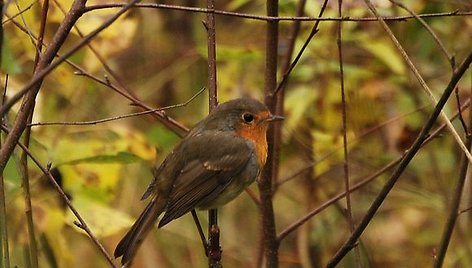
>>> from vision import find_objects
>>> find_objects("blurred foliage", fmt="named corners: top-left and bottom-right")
top-left (1, 0), bottom-right (472, 267)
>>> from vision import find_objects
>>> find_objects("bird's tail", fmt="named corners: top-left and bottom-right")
top-left (114, 198), bottom-right (165, 266)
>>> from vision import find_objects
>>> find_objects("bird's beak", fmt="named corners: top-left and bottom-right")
top-left (266, 114), bottom-right (284, 122)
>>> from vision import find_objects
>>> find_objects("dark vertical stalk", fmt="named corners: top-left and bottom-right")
top-left (20, 1), bottom-right (49, 267)
top-left (259, 0), bottom-right (280, 267)
top-left (0, 0), bottom-right (9, 266)
top-left (205, 0), bottom-right (220, 267)
top-left (336, 0), bottom-right (362, 266)
top-left (434, 85), bottom-right (472, 267)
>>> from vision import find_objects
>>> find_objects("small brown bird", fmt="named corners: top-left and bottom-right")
top-left (114, 98), bottom-right (283, 265)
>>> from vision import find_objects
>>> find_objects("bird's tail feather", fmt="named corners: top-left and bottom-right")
top-left (114, 198), bottom-right (164, 266)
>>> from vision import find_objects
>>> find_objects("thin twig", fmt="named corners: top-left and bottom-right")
top-left (13, 0), bottom-right (40, 56)
top-left (0, 2), bottom-right (9, 265)
top-left (0, 71), bottom-right (11, 268)
top-left (83, 3), bottom-right (472, 22)
top-left (337, 0), bottom-right (362, 266)
top-left (434, 121), bottom-right (471, 267)
top-left (205, 0), bottom-right (221, 266)
top-left (72, 66), bottom-right (189, 136)
top-left (191, 210), bottom-right (208, 256)
top-left (434, 69), bottom-right (472, 268)
top-left (455, 87), bottom-right (468, 135)
top-left (2, 0), bottom-right (38, 25)
top-left (326, 52), bottom-right (472, 267)
top-left (29, 87), bottom-right (205, 127)
top-left (0, 125), bottom-right (118, 268)
top-left (19, 0), bottom-right (48, 265)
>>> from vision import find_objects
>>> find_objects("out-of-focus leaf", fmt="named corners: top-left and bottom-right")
top-left (58, 163), bottom-right (122, 202)
top-left (226, 0), bottom-right (252, 10)
top-left (359, 39), bottom-right (406, 75)
top-left (4, 157), bottom-right (21, 186)
top-left (198, 45), bottom-right (262, 62)
top-left (284, 86), bottom-right (318, 139)
top-left (2, 36), bottom-right (22, 74)
top-left (52, 127), bottom-right (155, 165)
top-left (311, 129), bottom-right (356, 176)
top-left (50, 127), bottom-right (155, 201)
top-left (66, 195), bottom-right (134, 238)
top-left (146, 124), bottom-right (180, 149)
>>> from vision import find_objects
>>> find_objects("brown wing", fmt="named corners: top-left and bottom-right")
top-left (158, 132), bottom-right (253, 227)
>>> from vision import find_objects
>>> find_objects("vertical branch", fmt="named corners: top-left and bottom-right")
top-left (260, 0), bottom-right (280, 267)
top-left (336, 0), bottom-right (362, 266)
top-left (0, 0), bottom-right (10, 266)
top-left (256, 0), bottom-right (306, 266)
top-left (434, 87), bottom-right (472, 267)
top-left (19, 1), bottom-right (49, 267)
top-left (205, 0), bottom-right (220, 267)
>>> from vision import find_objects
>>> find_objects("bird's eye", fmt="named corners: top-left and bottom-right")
top-left (242, 113), bottom-right (254, 123)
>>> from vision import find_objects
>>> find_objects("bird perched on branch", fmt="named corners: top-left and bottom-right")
top-left (114, 98), bottom-right (283, 266)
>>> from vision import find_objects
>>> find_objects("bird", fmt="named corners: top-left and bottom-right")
top-left (114, 97), bottom-right (283, 266)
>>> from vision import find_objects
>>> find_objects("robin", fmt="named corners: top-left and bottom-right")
top-left (114, 98), bottom-right (283, 265)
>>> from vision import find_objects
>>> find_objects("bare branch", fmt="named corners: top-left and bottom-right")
top-left (29, 87), bottom-right (205, 127)
top-left (83, 3), bottom-right (472, 22)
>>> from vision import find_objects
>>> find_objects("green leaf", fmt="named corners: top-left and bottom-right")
top-left (359, 39), bottom-right (406, 75)
top-left (2, 35), bottom-right (22, 74)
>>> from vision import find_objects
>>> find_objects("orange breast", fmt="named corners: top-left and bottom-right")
top-left (237, 125), bottom-right (268, 168)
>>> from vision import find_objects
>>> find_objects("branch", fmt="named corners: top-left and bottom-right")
top-left (259, 0), bottom-right (280, 266)
top-left (336, 0), bottom-right (362, 266)
top-left (83, 3), bottom-right (472, 22)
top-left (29, 87), bottom-right (205, 127)
top-left (205, 0), bottom-right (221, 266)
